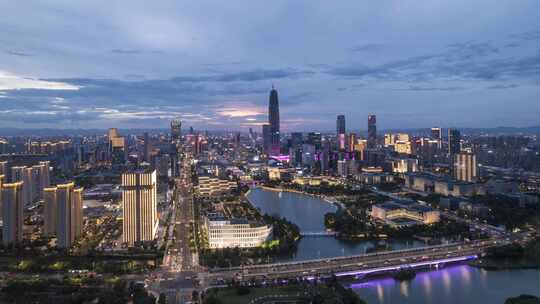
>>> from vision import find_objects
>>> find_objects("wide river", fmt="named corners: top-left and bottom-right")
top-left (246, 187), bottom-right (540, 303)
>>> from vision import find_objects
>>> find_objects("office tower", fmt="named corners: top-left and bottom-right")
top-left (56, 182), bottom-right (83, 248)
top-left (336, 115), bottom-right (346, 151)
top-left (262, 124), bottom-right (271, 154)
top-left (144, 132), bottom-right (150, 162)
top-left (268, 86), bottom-right (280, 155)
top-left (384, 133), bottom-right (396, 146)
top-left (448, 128), bottom-right (461, 155)
top-left (431, 127), bottom-right (443, 149)
top-left (368, 114), bottom-right (377, 148)
top-left (454, 152), bottom-right (477, 182)
top-left (319, 138), bottom-right (331, 173)
top-left (171, 119), bottom-right (182, 143)
top-left (291, 132), bottom-right (303, 148)
top-left (337, 160), bottom-right (348, 177)
top-left (43, 187), bottom-right (57, 236)
top-left (108, 128), bottom-right (125, 164)
top-left (336, 115), bottom-right (346, 134)
top-left (354, 139), bottom-right (368, 161)
top-left (122, 170), bottom-right (158, 247)
top-left (431, 127), bottom-right (442, 140)
top-left (307, 132), bottom-right (322, 150)
top-left (348, 133), bottom-right (357, 153)
top-left (0, 161), bottom-right (7, 176)
top-left (108, 128), bottom-right (120, 139)
top-left (2, 182), bottom-right (24, 245)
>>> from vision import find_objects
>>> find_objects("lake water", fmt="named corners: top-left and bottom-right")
top-left (247, 188), bottom-right (540, 303)
top-left (246, 188), bottom-right (424, 261)
top-left (350, 265), bottom-right (540, 304)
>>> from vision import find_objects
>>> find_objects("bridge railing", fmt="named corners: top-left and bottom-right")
top-left (209, 239), bottom-right (498, 273)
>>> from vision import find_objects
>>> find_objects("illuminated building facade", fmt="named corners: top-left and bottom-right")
top-left (2, 182), bottom-right (24, 245)
top-left (122, 170), bottom-right (158, 247)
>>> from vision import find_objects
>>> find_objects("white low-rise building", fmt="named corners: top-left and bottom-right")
top-left (204, 214), bottom-right (272, 249)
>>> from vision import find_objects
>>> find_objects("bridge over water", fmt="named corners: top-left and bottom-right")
top-left (204, 239), bottom-right (501, 284)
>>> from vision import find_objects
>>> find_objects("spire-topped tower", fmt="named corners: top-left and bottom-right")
top-left (268, 86), bottom-right (280, 155)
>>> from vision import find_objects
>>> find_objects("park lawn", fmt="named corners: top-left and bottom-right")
top-left (211, 285), bottom-right (307, 304)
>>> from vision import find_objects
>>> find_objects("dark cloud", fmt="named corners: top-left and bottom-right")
top-left (111, 49), bottom-right (142, 54)
top-left (486, 84), bottom-right (519, 90)
top-left (351, 44), bottom-right (386, 53)
top-left (394, 86), bottom-right (467, 92)
top-left (171, 68), bottom-right (314, 83)
top-left (326, 42), bottom-right (540, 83)
top-left (5, 50), bottom-right (33, 57)
top-left (509, 29), bottom-right (540, 41)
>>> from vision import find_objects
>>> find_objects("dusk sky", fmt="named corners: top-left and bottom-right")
top-left (1, 1), bottom-right (539, 131)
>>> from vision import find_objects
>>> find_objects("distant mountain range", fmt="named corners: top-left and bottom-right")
top-left (0, 126), bottom-right (539, 137)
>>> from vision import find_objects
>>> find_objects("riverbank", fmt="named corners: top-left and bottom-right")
top-left (470, 238), bottom-right (540, 271)
top-left (255, 185), bottom-right (346, 210)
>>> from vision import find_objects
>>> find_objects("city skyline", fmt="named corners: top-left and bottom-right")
top-left (0, 1), bottom-right (539, 131)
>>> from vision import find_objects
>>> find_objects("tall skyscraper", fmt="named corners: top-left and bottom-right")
top-left (454, 152), bottom-right (477, 182)
top-left (2, 182), bottom-right (24, 246)
top-left (122, 169), bottom-right (158, 247)
top-left (307, 132), bottom-right (322, 150)
top-left (448, 128), bottom-right (461, 155)
top-left (262, 124), bottom-right (270, 154)
top-left (336, 115), bottom-right (346, 134)
top-left (348, 133), bottom-right (357, 153)
top-left (171, 119), bottom-right (182, 143)
top-left (368, 114), bottom-right (377, 148)
top-left (268, 86), bottom-right (280, 155)
top-left (43, 186), bottom-right (57, 236)
top-left (336, 115), bottom-right (346, 151)
top-left (56, 182), bottom-right (83, 248)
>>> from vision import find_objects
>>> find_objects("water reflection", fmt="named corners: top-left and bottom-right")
top-left (350, 265), bottom-right (540, 304)
top-left (247, 188), bottom-right (425, 262)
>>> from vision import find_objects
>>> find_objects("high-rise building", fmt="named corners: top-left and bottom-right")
top-left (307, 132), bottom-right (322, 150)
top-left (39, 161), bottom-right (51, 190)
top-left (348, 133), bottom-right (357, 153)
top-left (268, 86), bottom-right (280, 155)
top-left (448, 128), bottom-right (461, 155)
top-left (336, 115), bottom-right (346, 135)
top-left (431, 127), bottom-right (443, 149)
top-left (336, 115), bottom-right (346, 151)
top-left (43, 186), bottom-right (57, 236)
top-left (10, 166), bottom-right (25, 183)
top-left (290, 132), bottom-right (303, 149)
top-left (2, 182), bottom-right (24, 245)
top-left (431, 127), bottom-right (442, 140)
top-left (32, 162), bottom-right (49, 200)
top-left (454, 152), bottom-right (477, 182)
top-left (262, 124), bottom-right (271, 154)
top-left (56, 182), bottom-right (83, 248)
top-left (122, 170), bottom-right (158, 247)
top-left (171, 119), bottom-right (182, 143)
top-left (23, 167), bottom-right (34, 204)
top-left (0, 161), bottom-right (8, 176)
top-left (368, 115), bottom-right (377, 148)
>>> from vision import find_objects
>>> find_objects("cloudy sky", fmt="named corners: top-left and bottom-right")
top-left (1, 1), bottom-right (539, 131)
